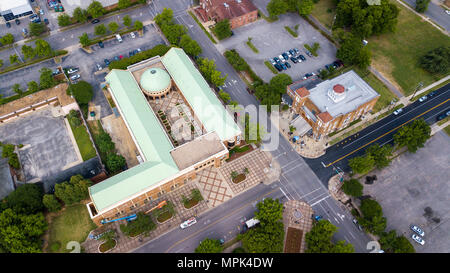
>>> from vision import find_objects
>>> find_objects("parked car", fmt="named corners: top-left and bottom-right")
top-left (130, 32), bottom-right (136, 39)
top-left (104, 59), bottom-right (110, 66)
top-left (180, 217), bottom-right (197, 229)
top-left (5, 22), bottom-right (11, 28)
top-left (274, 63), bottom-right (282, 71)
top-left (136, 48), bottom-right (142, 53)
top-left (306, 51), bottom-right (312, 57)
top-left (393, 108), bottom-right (403, 115)
top-left (129, 51), bottom-right (135, 57)
top-left (114, 56), bottom-right (120, 61)
top-left (281, 63), bottom-right (287, 70)
top-left (52, 69), bottom-right (60, 76)
top-left (119, 55), bottom-right (123, 59)
top-left (67, 67), bottom-right (79, 74)
top-left (278, 55), bottom-right (284, 61)
top-left (70, 74), bottom-right (80, 81)
top-left (96, 63), bottom-right (102, 71)
top-left (98, 41), bottom-right (104, 48)
top-left (269, 58), bottom-right (276, 65)
top-left (44, 18), bottom-right (49, 25)
top-left (427, 91), bottom-right (437, 98)
top-left (293, 48), bottom-right (300, 54)
top-left (115, 34), bottom-right (122, 43)
top-left (289, 49), bottom-right (296, 56)
top-left (15, 19), bottom-right (20, 25)
top-left (91, 19), bottom-right (100, 24)
top-left (411, 234), bottom-right (425, 245)
top-left (285, 62), bottom-right (291, 68)
top-left (290, 57), bottom-right (298, 63)
top-left (298, 55), bottom-right (306, 61)
top-left (436, 110), bottom-right (450, 121)
top-left (410, 225), bottom-right (425, 237)
top-left (282, 52), bottom-right (289, 60)
top-left (40, 9), bottom-right (44, 15)
top-left (303, 73), bottom-right (314, 79)
top-left (22, 28), bottom-right (28, 36)
top-left (418, 95), bottom-right (428, 102)
top-left (274, 57), bottom-right (281, 64)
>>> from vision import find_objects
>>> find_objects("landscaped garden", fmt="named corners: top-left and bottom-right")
top-left (120, 212), bottom-right (156, 237)
top-left (153, 201), bottom-right (176, 223)
top-left (98, 229), bottom-right (117, 253)
top-left (67, 110), bottom-right (97, 161)
top-left (231, 168), bottom-right (249, 184)
top-left (181, 189), bottom-right (203, 209)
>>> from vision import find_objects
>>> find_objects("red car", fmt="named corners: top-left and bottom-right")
top-left (119, 55), bottom-right (123, 59)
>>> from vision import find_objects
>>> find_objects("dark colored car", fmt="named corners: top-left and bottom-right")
top-left (274, 57), bottom-right (281, 64)
top-left (285, 62), bottom-right (291, 68)
top-left (98, 41), bottom-right (104, 48)
top-left (293, 48), bottom-right (300, 54)
top-left (282, 53), bottom-right (289, 60)
top-left (289, 49), bottom-right (296, 56)
top-left (91, 19), bottom-right (100, 24)
top-left (6, 22), bottom-right (11, 28)
top-left (281, 63), bottom-right (287, 70)
top-left (15, 19), bottom-right (20, 25)
top-left (428, 91), bottom-right (437, 97)
top-left (290, 57), bottom-right (298, 63)
top-left (298, 55), bottom-right (306, 61)
top-left (129, 51), bottom-right (135, 57)
top-left (44, 18), bottom-right (49, 25)
top-left (436, 110), bottom-right (450, 121)
top-left (104, 59), bottom-right (110, 66)
top-left (114, 56), bottom-right (119, 61)
top-left (274, 63), bottom-right (282, 71)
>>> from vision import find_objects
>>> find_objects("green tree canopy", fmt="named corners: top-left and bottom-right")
top-left (108, 22), bottom-right (119, 33)
top-left (42, 194), bottom-right (61, 212)
top-left (179, 34), bottom-right (202, 57)
top-left (1, 184), bottom-right (43, 214)
top-left (94, 24), bottom-right (107, 36)
top-left (358, 199), bottom-right (386, 235)
top-left (118, 0), bottom-right (132, 9)
top-left (29, 22), bottom-right (46, 37)
top-left (267, 0), bottom-right (289, 19)
top-left (68, 81), bottom-right (93, 104)
top-left (305, 220), bottom-right (354, 253)
top-left (224, 49), bottom-right (250, 71)
top-left (123, 15), bottom-right (132, 27)
top-left (161, 24), bottom-right (186, 44)
top-left (254, 198), bottom-right (283, 225)
top-left (241, 221), bottom-right (285, 253)
top-left (54, 175), bottom-right (92, 205)
top-left (120, 212), bottom-right (156, 237)
top-left (106, 153), bottom-right (126, 173)
top-left (419, 46), bottom-right (450, 74)
top-left (415, 0), bottom-right (430, 13)
top-left (21, 45), bottom-right (36, 60)
top-left (341, 179), bottom-right (363, 197)
top-left (57, 13), bottom-right (71, 27)
top-left (297, 0), bottom-right (314, 15)
top-left (366, 143), bottom-right (393, 169)
top-left (73, 7), bottom-right (88, 23)
top-left (195, 238), bottom-right (224, 253)
top-left (134, 20), bottom-right (144, 30)
top-left (154, 8), bottom-right (174, 27)
top-left (9, 54), bottom-right (19, 65)
top-left (394, 119), bottom-right (431, 153)
top-left (0, 33), bottom-right (15, 45)
top-left (79, 33), bottom-right (91, 47)
top-left (27, 81), bottom-right (39, 93)
top-left (198, 58), bottom-right (227, 87)
top-left (336, 32), bottom-right (371, 69)
top-left (12, 84), bottom-right (22, 96)
top-left (379, 230), bottom-right (415, 253)
top-left (39, 67), bottom-right (57, 89)
top-left (213, 19), bottom-right (232, 40)
top-left (348, 154), bottom-right (375, 174)
top-left (35, 39), bottom-right (52, 57)
top-left (87, 1), bottom-right (105, 18)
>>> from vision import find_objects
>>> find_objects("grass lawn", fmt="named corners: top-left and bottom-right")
top-left (47, 203), bottom-right (97, 253)
top-left (368, 0), bottom-right (450, 95)
top-left (411, 79), bottom-right (450, 101)
top-left (69, 121), bottom-right (97, 161)
top-left (311, 0), bottom-right (336, 29)
top-left (444, 125), bottom-right (450, 136)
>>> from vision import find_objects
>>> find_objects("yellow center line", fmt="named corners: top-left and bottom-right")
top-left (325, 98), bottom-right (450, 167)
top-left (165, 187), bottom-right (280, 253)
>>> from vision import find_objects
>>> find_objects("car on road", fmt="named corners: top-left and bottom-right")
top-left (70, 74), bottom-right (80, 81)
top-left (436, 109), bottom-right (450, 121)
top-left (6, 22), bottom-right (11, 28)
top-left (411, 234), bottom-right (425, 245)
top-left (393, 108), bottom-right (403, 115)
top-left (180, 217), bottom-right (197, 229)
top-left (410, 225), bottom-right (425, 237)
top-left (96, 63), bottom-right (102, 71)
top-left (418, 95), bottom-right (428, 102)
top-left (98, 41), bottom-right (104, 48)
top-left (104, 59), bottom-right (110, 66)
top-left (116, 34), bottom-right (123, 43)
top-left (352, 219), bottom-right (363, 231)
top-left (427, 91), bottom-right (437, 98)
top-left (67, 67), bottom-right (79, 74)
top-left (15, 19), bottom-right (20, 25)
top-left (130, 32), bottom-right (136, 39)
top-left (91, 19), bottom-right (100, 24)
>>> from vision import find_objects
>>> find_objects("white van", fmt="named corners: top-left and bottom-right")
top-left (116, 34), bottom-right (122, 43)
top-left (244, 218), bottom-right (260, 229)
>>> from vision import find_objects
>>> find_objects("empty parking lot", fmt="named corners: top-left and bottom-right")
top-left (363, 130), bottom-right (450, 253)
top-left (218, 13), bottom-right (337, 82)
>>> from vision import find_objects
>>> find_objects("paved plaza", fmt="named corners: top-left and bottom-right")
top-left (196, 167), bottom-right (234, 208)
top-left (283, 200), bottom-right (314, 253)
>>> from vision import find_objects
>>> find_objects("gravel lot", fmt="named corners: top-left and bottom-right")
top-left (363, 130), bottom-right (450, 253)
top-left (218, 13), bottom-right (337, 82)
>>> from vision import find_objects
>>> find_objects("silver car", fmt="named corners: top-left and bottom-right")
top-left (70, 74), bottom-right (80, 81)
top-left (410, 225), bottom-right (425, 237)
top-left (411, 234), bottom-right (425, 245)
top-left (418, 95), bottom-right (427, 102)
top-left (393, 108), bottom-right (403, 115)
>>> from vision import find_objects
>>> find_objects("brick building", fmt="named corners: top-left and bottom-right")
top-left (287, 70), bottom-right (380, 139)
top-left (196, 0), bottom-right (258, 29)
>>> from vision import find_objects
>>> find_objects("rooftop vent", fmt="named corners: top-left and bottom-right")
top-left (224, 3), bottom-right (229, 8)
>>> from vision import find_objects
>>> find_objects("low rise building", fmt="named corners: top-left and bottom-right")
top-left (287, 71), bottom-right (379, 139)
top-left (87, 48), bottom-right (242, 225)
top-left (196, 0), bottom-right (258, 29)
top-left (0, 0), bottom-right (33, 22)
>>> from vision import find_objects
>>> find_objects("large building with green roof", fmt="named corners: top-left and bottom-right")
top-left (87, 48), bottom-right (241, 224)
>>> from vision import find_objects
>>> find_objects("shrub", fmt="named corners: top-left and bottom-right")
top-left (106, 153), bottom-right (126, 173)
top-left (68, 81), bottom-right (93, 104)
top-left (43, 194), bottom-right (62, 212)
top-left (120, 212), bottom-right (156, 237)
top-left (341, 179), bottom-right (363, 197)
top-left (54, 175), bottom-right (92, 205)
top-left (2, 184), bottom-right (43, 214)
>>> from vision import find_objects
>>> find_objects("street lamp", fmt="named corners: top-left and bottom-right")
top-left (411, 81), bottom-right (424, 101)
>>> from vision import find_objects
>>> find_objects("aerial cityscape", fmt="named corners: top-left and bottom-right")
top-left (0, 0), bottom-right (449, 257)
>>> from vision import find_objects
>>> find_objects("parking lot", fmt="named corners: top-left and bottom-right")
top-left (218, 13), bottom-right (337, 82)
top-left (363, 130), bottom-right (450, 253)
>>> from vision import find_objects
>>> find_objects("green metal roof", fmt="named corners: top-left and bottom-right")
top-left (90, 70), bottom-right (178, 212)
top-left (162, 48), bottom-right (241, 141)
top-left (140, 67), bottom-right (171, 94)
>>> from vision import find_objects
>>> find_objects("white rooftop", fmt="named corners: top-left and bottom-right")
top-left (308, 70), bottom-right (379, 118)
top-left (61, 0), bottom-right (118, 15)
top-left (0, 0), bottom-right (31, 12)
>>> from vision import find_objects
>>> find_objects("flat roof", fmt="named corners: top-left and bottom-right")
top-left (0, 0), bottom-right (30, 11)
top-left (60, 0), bottom-right (118, 15)
top-left (170, 132), bottom-right (227, 170)
top-left (308, 70), bottom-right (379, 118)
top-left (161, 48), bottom-right (241, 142)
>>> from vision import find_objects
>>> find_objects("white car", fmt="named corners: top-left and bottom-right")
top-left (130, 32), bottom-right (136, 39)
top-left (411, 225), bottom-right (425, 237)
top-left (70, 74), bottom-right (80, 81)
top-left (278, 55), bottom-right (284, 61)
top-left (116, 34), bottom-right (123, 43)
top-left (180, 217), bottom-right (197, 229)
top-left (446, 10), bottom-right (450, 15)
top-left (67, 68), bottom-right (79, 74)
top-left (418, 95), bottom-right (428, 102)
top-left (96, 63), bottom-right (102, 71)
top-left (393, 108), bottom-right (403, 115)
top-left (411, 234), bottom-right (425, 245)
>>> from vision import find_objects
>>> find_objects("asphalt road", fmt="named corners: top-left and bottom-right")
top-left (305, 83), bottom-right (450, 185)
top-left (402, 0), bottom-right (450, 32)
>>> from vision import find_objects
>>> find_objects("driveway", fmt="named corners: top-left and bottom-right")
top-left (218, 13), bottom-right (337, 82)
top-left (363, 130), bottom-right (450, 253)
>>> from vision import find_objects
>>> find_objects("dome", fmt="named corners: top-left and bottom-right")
top-left (140, 68), bottom-right (171, 94)
top-left (333, 84), bottom-right (345, 94)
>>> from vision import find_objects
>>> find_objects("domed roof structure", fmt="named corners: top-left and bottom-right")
top-left (140, 68), bottom-right (171, 94)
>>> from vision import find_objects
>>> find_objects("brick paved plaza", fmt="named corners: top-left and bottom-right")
top-left (196, 167), bottom-right (234, 207)
top-left (283, 200), bottom-right (314, 253)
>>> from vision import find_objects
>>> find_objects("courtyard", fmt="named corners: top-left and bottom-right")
top-left (363, 130), bottom-right (450, 253)
top-left (218, 13), bottom-right (337, 82)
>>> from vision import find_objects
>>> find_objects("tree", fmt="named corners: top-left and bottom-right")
top-left (0, 59), bottom-right (3, 69)
top-left (57, 13), bottom-right (71, 27)
top-left (8, 153), bottom-right (20, 169)
top-left (42, 194), bottom-right (61, 212)
top-left (29, 22), bottom-right (46, 37)
top-left (120, 212), bottom-right (156, 237)
top-left (73, 7), bottom-right (88, 23)
top-left (348, 154), bottom-right (375, 174)
top-left (161, 24), bottom-right (186, 44)
top-left (415, 0), bottom-right (430, 13)
top-left (39, 67), bottom-right (57, 89)
top-left (297, 0), bottom-right (314, 16)
top-left (27, 81), bottom-right (39, 93)
top-left (358, 199), bottom-right (386, 235)
top-left (219, 91), bottom-right (231, 103)
top-left (0, 33), bottom-right (15, 45)
top-left (54, 175), bottom-right (92, 205)
top-left (341, 179), bottom-right (363, 197)
top-left (108, 22), bottom-right (119, 33)
top-left (269, 73), bottom-right (292, 94)
top-left (94, 24), bottom-right (107, 36)
top-left (267, 0), bottom-right (289, 19)
top-left (87, 1), bottom-right (105, 18)
top-left (419, 46), bottom-right (450, 74)
top-left (9, 54), bottom-right (19, 65)
top-left (123, 15), bottom-right (132, 27)
top-left (179, 34), bottom-right (202, 57)
top-left (213, 19), bottom-right (232, 40)
top-left (379, 230), bottom-right (415, 253)
top-left (305, 220), bottom-right (354, 253)
top-left (224, 49), bottom-right (249, 71)
top-left (241, 221), bottom-right (285, 253)
top-left (134, 20), bottom-right (144, 30)
top-left (34, 39), bottom-right (52, 57)
top-left (95, 131), bottom-right (115, 154)
top-left (0, 209), bottom-right (47, 253)
top-left (366, 143), bottom-right (393, 169)
top-left (154, 8), bottom-right (174, 27)
top-left (394, 119), bottom-right (431, 153)
top-left (1, 184), bottom-right (43, 214)
top-left (21, 45), bottom-right (36, 60)
top-left (254, 198), bottom-right (283, 225)
top-left (68, 81), bottom-right (93, 104)
top-left (106, 153), bottom-right (126, 173)
top-left (79, 33), bottom-right (91, 47)
top-left (67, 110), bottom-right (81, 127)
top-left (12, 84), bottom-right (22, 97)
top-left (336, 33), bottom-right (371, 69)
top-left (118, 0), bottom-right (132, 9)
top-left (198, 58), bottom-right (227, 87)
top-left (195, 238), bottom-right (224, 253)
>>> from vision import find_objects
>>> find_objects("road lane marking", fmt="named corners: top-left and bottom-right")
top-left (279, 187), bottom-right (291, 200)
top-left (325, 98), bottom-right (450, 167)
top-left (310, 195), bottom-right (331, 206)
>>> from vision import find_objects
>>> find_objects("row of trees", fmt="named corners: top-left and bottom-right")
top-left (334, 30), bottom-right (371, 69)
top-left (254, 73), bottom-right (293, 112)
top-left (305, 220), bottom-right (354, 253)
top-left (267, 0), bottom-right (316, 20)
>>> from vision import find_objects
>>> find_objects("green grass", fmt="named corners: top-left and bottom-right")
top-left (264, 60), bottom-right (278, 74)
top-left (410, 79), bottom-right (450, 101)
top-left (444, 125), bottom-right (450, 136)
top-left (311, 0), bottom-right (336, 29)
top-left (368, 1), bottom-right (450, 95)
top-left (188, 11), bottom-right (217, 44)
top-left (47, 203), bottom-right (97, 253)
top-left (69, 121), bottom-right (97, 161)
top-left (284, 26), bottom-right (298, 37)
top-left (246, 39), bottom-right (259, 53)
